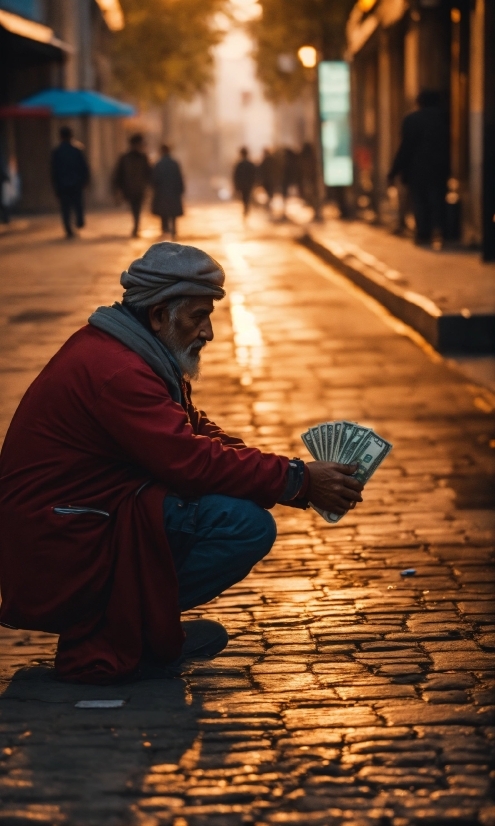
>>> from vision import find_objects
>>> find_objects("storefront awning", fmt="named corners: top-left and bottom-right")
top-left (0, 105), bottom-right (50, 118)
top-left (0, 8), bottom-right (71, 51)
top-left (0, 89), bottom-right (136, 118)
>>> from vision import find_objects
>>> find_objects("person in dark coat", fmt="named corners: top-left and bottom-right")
top-left (0, 158), bottom-right (10, 225)
top-left (113, 133), bottom-right (151, 238)
top-left (281, 147), bottom-right (299, 200)
top-left (51, 126), bottom-right (90, 238)
top-left (151, 145), bottom-right (184, 240)
top-left (298, 143), bottom-right (318, 213)
top-left (388, 90), bottom-right (449, 246)
top-left (233, 147), bottom-right (256, 217)
top-left (258, 148), bottom-right (276, 210)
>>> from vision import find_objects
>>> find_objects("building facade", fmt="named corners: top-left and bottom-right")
top-left (346, 0), bottom-right (495, 260)
top-left (0, 0), bottom-right (128, 213)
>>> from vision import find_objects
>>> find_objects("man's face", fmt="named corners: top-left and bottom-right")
top-left (149, 297), bottom-right (215, 379)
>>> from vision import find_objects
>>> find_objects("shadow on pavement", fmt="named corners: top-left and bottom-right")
top-left (0, 662), bottom-right (202, 825)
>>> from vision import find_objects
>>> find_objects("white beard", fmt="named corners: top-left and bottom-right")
top-left (176, 349), bottom-right (201, 381)
top-left (162, 327), bottom-right (204, 381)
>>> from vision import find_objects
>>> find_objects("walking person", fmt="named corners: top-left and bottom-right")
top-left (298, 143), bottom-right (318, 214)
top-left (275, 147), bottom-right (299, 220)
top-left (0, 149), bottom-right (13, 225)
top-left (0, 161), bottom-right (10, 225)
top-left (281, 147), bottom-right (299, 200)
top-left (233, 147), bottom-right (256, 218)
top-left (112, 133), bottom-right (151, 238)
top-left (388, 90), bottom-right (449, 247)
top-left (258, 148), bottom-right (276, 211)
top-left (51, 127), bottom-right (90, 239)
top-left (151, 145), bottom-right (184, 240)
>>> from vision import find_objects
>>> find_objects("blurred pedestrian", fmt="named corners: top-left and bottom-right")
top-left (281, 147), bottom-right (299, 201)
top-left (151, 145), bottom-right (184, 240)
top-left (113, 133), bottom-right (151, 238)
top-left (388, 90), bottom-right (449, 247)
top-left (233, 147), bottom-right (256, 217)
top-left (0, 154), bottom-right (10, 225)
top-left (274, 147), bottom-right (299, 220)
top-left (298, 143), bottom-right (318, 213)
top-left (51, 126), bottom-right (90, 239)
top-left (258, 148), bottom-right (276, 210)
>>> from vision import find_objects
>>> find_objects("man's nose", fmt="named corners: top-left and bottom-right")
top-left (200, 319), bottom-right (214, 341)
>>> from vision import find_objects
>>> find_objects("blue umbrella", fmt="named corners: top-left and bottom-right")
top-left (18, 89), bottom-right (136, 117)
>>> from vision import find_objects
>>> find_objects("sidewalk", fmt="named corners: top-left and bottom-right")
top-left (287, 202), bottom-right (495, 361)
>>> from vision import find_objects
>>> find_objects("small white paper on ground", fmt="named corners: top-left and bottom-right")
top-left (75, 699), bottom-right (126, 708)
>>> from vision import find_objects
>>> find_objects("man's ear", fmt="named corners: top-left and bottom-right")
top-left (148, 303), bottom-right (168, 333)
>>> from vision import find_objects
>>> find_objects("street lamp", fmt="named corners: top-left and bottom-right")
top-left (297, 45), bottom-right (325, 221)
top-left (297, 46), bottom-right (317, 69)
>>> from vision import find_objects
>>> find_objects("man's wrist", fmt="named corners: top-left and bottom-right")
top-left (278, 458), bottom-right (309, 504)
top-left (299, 464), bottom-right (310, 498)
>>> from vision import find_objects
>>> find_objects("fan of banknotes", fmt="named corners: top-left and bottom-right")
top-left (301, 420), bottom-right (393, 524)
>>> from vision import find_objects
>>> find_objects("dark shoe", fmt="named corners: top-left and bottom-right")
top-left (137, 620), bottom-right (228, 681)
top-left (180, 619), bottom-right (228, 660)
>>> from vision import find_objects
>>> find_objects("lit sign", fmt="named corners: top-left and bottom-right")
top-left (318, 61), bottom-right (353, 186)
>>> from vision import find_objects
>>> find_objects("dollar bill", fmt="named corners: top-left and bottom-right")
top-left (327, 422), bottom-right (334, 460)
top-left (310, 426), bottom-right (323, 458)
top-left (301, 429), bottom-right (317, 458)
top-left (339, 421), bottom-right (370, 464)
top-left (300, 420), bottom-right (393, 524)
top-left (324, 432), bottom-right (392, 522)
top-left (352, 433), bottom-right (392, 484)
top-left (312, 504), bottom-right (342, 523)
top-left (338, 421), bottom-right (356, 455)
top-left (319, 423), bottom-right (329, 461)
top-left (331, 421), bottom-right (343, 461)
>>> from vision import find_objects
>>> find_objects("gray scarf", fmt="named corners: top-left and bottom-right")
top-left (88, 303), bottom-right (184, 405)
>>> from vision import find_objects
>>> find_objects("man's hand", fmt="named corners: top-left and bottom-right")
top-left (306, 461), bottom-right (364, 515)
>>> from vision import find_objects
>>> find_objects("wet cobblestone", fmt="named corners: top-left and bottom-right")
top-left (0, 206), bottom-right (494, 825)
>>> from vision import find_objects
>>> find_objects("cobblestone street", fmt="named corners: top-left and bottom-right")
top-left (0, 205), bottom-right (494, 826)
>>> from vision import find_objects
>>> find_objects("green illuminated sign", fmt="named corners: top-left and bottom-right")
top-left (318, 61), bottom-right (353, 187)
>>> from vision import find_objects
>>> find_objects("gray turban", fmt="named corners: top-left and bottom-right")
top-left (121, 241), bottom-right (226, 306)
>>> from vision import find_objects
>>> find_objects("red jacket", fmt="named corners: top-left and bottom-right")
top-left (0, 326), bottom-right (289, 683)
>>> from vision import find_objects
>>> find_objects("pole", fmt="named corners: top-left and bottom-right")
top-left (313, 62), bottom-right (325, 222)
top-left (482, 0), bottom-right (495, 260)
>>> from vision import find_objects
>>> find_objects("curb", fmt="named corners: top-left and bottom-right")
top-left (300, 230), bottom-right (495, 354)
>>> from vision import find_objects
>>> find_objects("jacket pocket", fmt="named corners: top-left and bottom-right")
top-left (53, 505), bottom-right (110, 518)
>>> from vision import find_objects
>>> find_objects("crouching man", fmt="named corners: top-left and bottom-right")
top-left (0, 243), bottom-right (363, 683)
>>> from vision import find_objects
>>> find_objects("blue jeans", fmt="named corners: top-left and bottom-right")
top-left (162, 494), bottom-right (277, 612)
